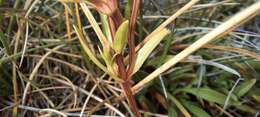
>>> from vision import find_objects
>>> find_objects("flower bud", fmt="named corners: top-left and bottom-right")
top-left (91, 0), bottom-right (118, 15)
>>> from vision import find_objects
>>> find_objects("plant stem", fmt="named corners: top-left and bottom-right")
top-left (127, 0), bottom-right (141, 78)
top-left (115, 54), bottom-right (141, 117)
top-left (122, 81), bottom-right (142, 117)
top-left (105, 0), bottom-right (141, 116)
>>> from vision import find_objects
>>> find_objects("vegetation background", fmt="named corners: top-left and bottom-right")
top-left (0, 0), bottom-right (260, 117)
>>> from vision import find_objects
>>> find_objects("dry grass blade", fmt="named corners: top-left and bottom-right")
top-left (132, 1), bottom-right (260, 94)
top-left (168, 94), bottom-right (191, 117)
top-left (19, 21), bottom-right (29, 67)
top-left (20, 0), bottom-right (40, 67)
top-left (39, 109), bottom-right (67, 117)
top-left (135, 0), bottom-right (199, 51)
top-left (73, 26), bottom-right (106, 71)
top-left (174, 44), bottom-right (260, 60)
top-left (54, 78), bottom-right (126, 117)
top-left (80, 3), bottom-right (110, 49)
top-left (25, 0), bottom-right (40, 17)
top-left (79, 84), bottom-right (98, 117)
top-left (65, 5), bottom-right (71, 40)
top-left (57, 0), bottom-right (82, 3)
top-left (186, 58), bottom-right (241, 77)
top-left (22, 45), bottom-right (64, 104)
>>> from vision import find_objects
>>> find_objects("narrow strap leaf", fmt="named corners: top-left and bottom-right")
top-left (133, 28), bottom-right (170, 74)
top-left (73, 26), bottom-right (107, 73)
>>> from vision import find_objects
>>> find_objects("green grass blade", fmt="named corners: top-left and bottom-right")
top-left (168, 93), bottom-right (191, 117)
top-left (180, 99), bottom-right (211, 117)
top-left (180, 88), bottom-right (237, 105)
top-left (234, 79), bottom-right (257, 97)
top-left (0, 30), bottom-right (11, 55)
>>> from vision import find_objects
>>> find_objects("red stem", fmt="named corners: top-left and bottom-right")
top-left (115, 55), bottom-right (127, 80)
top-left (127, 0), bottom-right (141, 78)
top-left (107, 1), bottom-right (141, 116)
top-left (121, 81), bottom-right (142, 117)
top-left (115, 54), bottom-right (141, 117)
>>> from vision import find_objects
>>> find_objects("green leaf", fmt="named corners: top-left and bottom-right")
top-left (168, 93), bottom-right (191, 117)
top-left (73, 26), bottom-right (106, 71)
top-left (157, 32), bottom-right (175, 67)
top-left (134, 28), bottom-right (170, 73)
top-left (253, 95), bottom-right (260, 103)
top-left (124, 0), bottom-right (132, 19)
top-left (181, 99), bottom-right (211, 117)
top-left (0, 66), bottom-right (12, 96)
top-left (147, 55), bottom-right (173, 66)
top-left (100, 13), bottom-right (112, 43)
top-left (236, 104), bottom-right (256, 113)
top-left (74, 25), bottom-right (121, 81)
top-left (98, 46), bottom-right (117, 78)
top-left (168, 106), bottom-right (178, 117)
top-left (98, 46), bottom-right (112, 66)
top-left (0, 0), bottom-right (3, 6)
top-left (113, 20), bottom-right (129, 54)
top-left (0, 30), bottom-right (11, 55)
top-left (234, 79), bottom-right (256, 97)
top-left (181, 88), bottom-right (236, 105)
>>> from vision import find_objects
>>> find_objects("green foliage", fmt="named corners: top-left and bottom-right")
top-left (180, 87), bottom-right (237, 105)
top-left (234, 79), bottom-right (257, 97)
top-left (168, 105), bottom-right (178, 117)
top-left (100, 13), bottom-right (112, 43)
top-left (0, 30), bottom-right (10, 55)
top-left (73, 26), bottom-right (107, 72)
top-left (168, 93), bottom-right (191, 117)
top-left (113, 20), bottom-right (129, 54)
top-left (236, 104), bottom-right (257, 113)
top-left (0, 0), bottom-right (4, 6)
top-left (180, 99), bottom-right (211, 117)
top-left (134, 28), bottom-right (170, 73)
top-left (124, 0), bottom-right (132, 19)
top-left (0, 65), bottom-right (12, 96)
